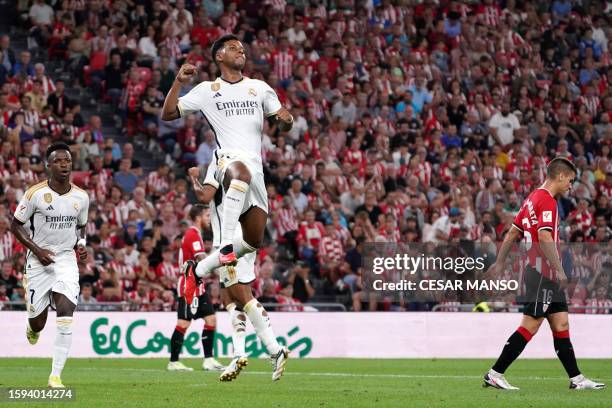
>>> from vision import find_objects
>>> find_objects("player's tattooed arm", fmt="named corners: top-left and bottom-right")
top-left (10, 218), bottom-right (55, 265)
top-left (538, 230), bottom-right (568, 281)
top-left (275, 107), bottom-right (294, 132)
top-left (161, 64), bottom-right (197, 121)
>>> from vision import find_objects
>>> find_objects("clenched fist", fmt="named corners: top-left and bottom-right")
top-left (176, 64), bottom-right (197, 84)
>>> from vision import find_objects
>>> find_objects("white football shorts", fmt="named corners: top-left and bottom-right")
top-left (24, 251), bottom-right (80, 318)
top-left (216, 251), bottom-right (256, 288)
top-left (213, 149), bottom-right (268, 214)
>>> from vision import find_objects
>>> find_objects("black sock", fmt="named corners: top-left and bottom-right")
top-left (170, 326), bottom-right (186, 362)
top-left (202, 326), bottom-right (215, 358)
top-left (492, 327), bottom-right (532, 374)
top-left (553, 330), bottom-right (581, 378)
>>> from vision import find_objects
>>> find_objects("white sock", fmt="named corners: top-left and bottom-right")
top-left (220, 179), bottom-right (249, 248)
top-left (195, 249), bottom-right (221, 277)
top-left (489, 368), bottom-right (502, 378)
top-left (243, 298), bottom-right (280, 355)
top-left (570, 374), bottom-right (584, 382)
top-left (227, 303), bottom-right (246, 357)
top-left (233, 236), bottom-right (256, 258)
top-left (51, 316), bottom-right (73, 377)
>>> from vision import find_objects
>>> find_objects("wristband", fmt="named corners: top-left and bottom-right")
top-left (77, 238), bottom-right (87, 248)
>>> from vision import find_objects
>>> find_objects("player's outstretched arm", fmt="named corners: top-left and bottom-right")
top-left (538, 229), bottom-right (568, 281)
top-left (275, 107), bottom-right (294, 132)
top-left (160, 64), bottom-right (197, 121)
top-left (10, 218), bottom-right (55, 265)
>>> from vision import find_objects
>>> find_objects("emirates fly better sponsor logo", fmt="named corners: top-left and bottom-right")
top-left (215, 100), bottom-right (259, 117)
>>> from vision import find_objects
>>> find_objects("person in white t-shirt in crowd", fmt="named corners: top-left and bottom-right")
top-left (488, 100), bottom-right (520, 147)
top-left (431, 207), bottom-right (465, 243)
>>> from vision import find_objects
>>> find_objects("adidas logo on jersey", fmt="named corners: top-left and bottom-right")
top-left (46, 205), bottom-right (54, 211)
top-left (213, 92), bottom-right (222, 98)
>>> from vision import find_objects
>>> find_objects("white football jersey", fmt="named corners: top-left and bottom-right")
top-left (14, 181), bottom-right (89, 257)
top-left (177, 76), bottom-right (282, 168)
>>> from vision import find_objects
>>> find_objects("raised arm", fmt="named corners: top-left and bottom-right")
top-left (161, 64), bottom-right (197, 121)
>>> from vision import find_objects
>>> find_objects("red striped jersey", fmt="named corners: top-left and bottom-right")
top-left (585, 299), bottom-right (612, 314)
top-left (26, 75), bottom-right (56, 96)
top-left (108, 260), bottom-right (135, 291)
top-left (270, 49), bottom-right (295, 81)
top-left (318, 236), bottom-right (344, 262)
top-left (276, 295), bottom-right (304, 312)
top-left (512, 188), bottom-right (560, 280)
top-left (275, 207), bottom-right (299, 237)
top-left (0, 231), bottom-right (17, 261)
top-left (177, 226), bottom-right (206, 297)
top-left (147, 171), bottom-right (169, 196)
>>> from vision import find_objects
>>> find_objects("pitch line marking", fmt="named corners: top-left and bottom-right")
top-left (3, 366), bottom-right (609, 382)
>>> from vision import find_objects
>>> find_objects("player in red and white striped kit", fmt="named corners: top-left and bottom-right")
top-left (484, 158), bottom-right (604, 391)
top-left (167, 204), bottom-right (225, 372)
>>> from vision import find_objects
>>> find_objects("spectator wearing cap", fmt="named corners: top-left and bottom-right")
top-left (431, 207), bottom-right (465, 244)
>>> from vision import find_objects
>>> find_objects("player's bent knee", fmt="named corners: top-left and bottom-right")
top-left (177, 319), bottom-right (191, 329)
top-left (204, 315), bottom-right (217, 326)
top-left (29, 318), bottom-right (46, 332)
top-left (225, 162), bottom-right (252, 185)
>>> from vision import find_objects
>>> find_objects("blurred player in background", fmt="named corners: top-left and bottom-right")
top-left (167, 203), bottom-right (225, 372)
top-left (11, 142), bottom-right (89, 388)
top-left (188, 165), bottom-right (288, 381)
top-left (161, 34), bottom-right (293, 293)
top-left (484, 158), bottom-right (605, 390)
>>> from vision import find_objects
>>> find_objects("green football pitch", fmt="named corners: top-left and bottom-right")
top-left (0, 358), bottom-right (609, 408)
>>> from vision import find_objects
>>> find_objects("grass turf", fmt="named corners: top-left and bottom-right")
top-left (0, 358), bottom-right (609, 408)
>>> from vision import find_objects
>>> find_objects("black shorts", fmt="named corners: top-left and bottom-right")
top-left (522, 265), bottom-right (568, 318)
top-left (177, 293), bottom-right (215, 321)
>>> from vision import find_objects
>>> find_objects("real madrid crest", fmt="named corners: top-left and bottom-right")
top-left (248, 88), bottom-right (257, 97)
top-left (74, 202), bottom-right (79, 212)
top-left (211, 83), bottom-right (220, 91)
top-left (44, 193), bottom-right (52, 203)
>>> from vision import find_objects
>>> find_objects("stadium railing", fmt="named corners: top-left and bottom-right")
top-left (431, 303), bottom-right (612, 313)
top-left (0, 301), bottom-right (347, 312)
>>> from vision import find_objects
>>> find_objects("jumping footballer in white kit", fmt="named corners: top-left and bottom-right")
top-left (161, 34), bottom-right (293, 301)
top-left (186, 163), bottom-right (288, 382)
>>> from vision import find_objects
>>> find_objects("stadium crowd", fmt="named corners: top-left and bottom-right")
top-left (0, 0), bottom-right (610, 313)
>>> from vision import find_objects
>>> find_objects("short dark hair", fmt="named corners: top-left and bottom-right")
top-left (211, 34), bottom-right (240, 66)
top-left (46, 142), bottom-right (71, 160)
top-left (547, 157), bottom-right (577, 179)
top-left (189, 203), bottom-right (208, 221)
